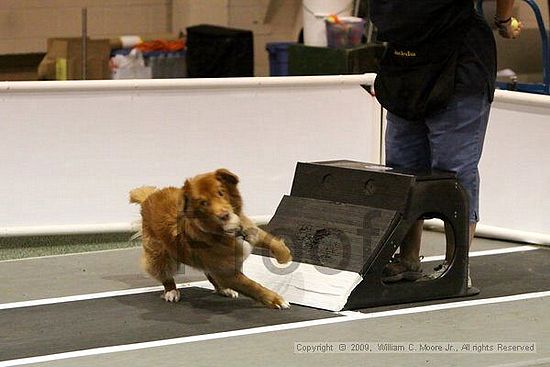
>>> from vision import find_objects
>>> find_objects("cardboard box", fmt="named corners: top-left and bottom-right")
top-left (38, 38), bottom-right (111, 80)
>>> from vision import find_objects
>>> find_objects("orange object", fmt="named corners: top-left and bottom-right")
top-left (326, 15), bottom-right (341, 24)
top-left (134, 39), bottom-right (185, 53)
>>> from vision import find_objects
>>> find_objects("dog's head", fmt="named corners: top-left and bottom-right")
top-left (181, 168), bottom-right (243, 236)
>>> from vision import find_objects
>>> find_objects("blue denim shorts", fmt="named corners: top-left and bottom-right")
top-left (385, 92), bottom-right (491, 223)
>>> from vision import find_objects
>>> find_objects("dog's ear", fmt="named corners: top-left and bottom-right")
top-left (181, 179), bottom-right (192, 214)
top-left (215, 168), bottom-right (242, 214)
top-left (215, 168), bottom-right (239, 186)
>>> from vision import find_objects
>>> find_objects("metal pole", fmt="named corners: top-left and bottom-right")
top-left (166, 0), bottom-right (174, 34)
top-left (81, 8), bottom-right (88, 80)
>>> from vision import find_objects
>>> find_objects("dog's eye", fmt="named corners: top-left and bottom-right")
top-left (218, 190), bottom-right (224, 197)
top-left (200, 200), bottom-right (209, 207)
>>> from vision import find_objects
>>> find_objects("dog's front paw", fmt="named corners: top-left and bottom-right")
top-left (162, 289), bottom-right (181, 302)
top-left (265, 294), bottom-right (291, 310)
top-left (242, 226), bottom-right (260, 244)
top-left (217, 288), bottom-right (239, 298)
top-left (273, 239), bottom-right (292, 264)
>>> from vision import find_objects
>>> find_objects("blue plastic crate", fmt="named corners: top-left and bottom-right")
top-left (266, 42), bottom-right (296, 76)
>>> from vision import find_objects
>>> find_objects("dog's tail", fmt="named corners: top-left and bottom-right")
top-left (129, 220), bottom-right (143, 242)
top-left (129, 186), bottom-right (156, 244)
top-left (129, 186), bottom-right (157, 205)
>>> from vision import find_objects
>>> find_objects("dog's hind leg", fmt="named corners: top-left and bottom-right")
top-left (205, 273), bottom-right (239, 298)
top-left (141, 241), bottom-right (180, 302)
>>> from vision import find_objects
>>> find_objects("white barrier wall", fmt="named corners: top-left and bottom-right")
top-left (3, 75), bottom-right (547, 244)
top-left (0, 75), bottom-right (380, 234)
top-left (478, 90), bottom-right (550, 243)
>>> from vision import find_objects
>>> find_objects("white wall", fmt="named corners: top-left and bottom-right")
top-left (479, 90), bottom-right (550, 237)
top-left (0, 75), bottom-right (379, 231)
top-left (3, 75), bottom-right (549, 243)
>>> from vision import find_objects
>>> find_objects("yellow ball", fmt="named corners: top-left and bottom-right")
top-left (511, 18), bottom-right (520, 31)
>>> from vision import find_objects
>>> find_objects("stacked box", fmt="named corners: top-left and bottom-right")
top-left (186, 25), bottom-right (254, 78)
top-left (38, 38), bottom-right (111, 80)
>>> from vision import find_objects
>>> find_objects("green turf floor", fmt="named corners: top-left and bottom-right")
top-left (0, 232), bottom-right (141, 261)
top-left (0, 224), bottom-right (272, 261)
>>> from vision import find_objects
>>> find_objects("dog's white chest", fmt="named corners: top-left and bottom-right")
top-left (237, 237), bottom-right (253, 259)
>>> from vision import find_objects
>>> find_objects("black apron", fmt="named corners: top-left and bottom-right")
top-left (370, 1), bottom-right (475, 120)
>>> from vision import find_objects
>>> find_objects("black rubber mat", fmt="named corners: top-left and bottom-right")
top-left (357, 248), bottom-right (550, 313)
top-left (0, 287), bottom-right (337, 362)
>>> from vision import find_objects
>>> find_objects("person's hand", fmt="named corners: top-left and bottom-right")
top-left (494, 16), bottom-right (522, 39)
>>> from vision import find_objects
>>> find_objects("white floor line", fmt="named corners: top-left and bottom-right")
top-left (337, 290), bottom-right (550, 319)
top-left (421, 245), bottom-right (540, 262)
top-left (0, 245), bottom-right (542, 310)
top-left (1, 290), bottom-right (549, 367)
top-left (0, 281), bottom-right (212, 310)
top-left (1, 243), bottom-right (541, 265)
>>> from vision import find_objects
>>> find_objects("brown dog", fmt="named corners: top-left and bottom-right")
top-left (130, 168), bottom-right (292, 309)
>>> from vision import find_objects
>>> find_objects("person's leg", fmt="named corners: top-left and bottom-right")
top-left (385, 112), bottom-right (431, 173)
top-left (400, 219), bottom-right (424, 263)
top-left (443, 222), bottom-right (477, 262)
top-left (426, 92), bottom-right (491, 284)
top-left (383, 112), bottom-right (430, 281)
top-left (428, 92), bottom-right (490, 231)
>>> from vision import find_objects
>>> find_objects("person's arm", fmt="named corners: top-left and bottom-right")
top-left (496, 0), bottom-right (515, 20)
top-left (494, 0), bottom-right (522, 38)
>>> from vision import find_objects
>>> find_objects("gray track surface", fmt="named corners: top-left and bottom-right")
top-left (1, 232), bottom-right (549, 367)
